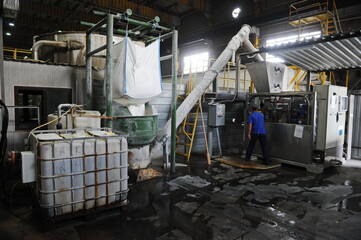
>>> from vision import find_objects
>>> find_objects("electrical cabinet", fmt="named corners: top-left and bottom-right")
top-left (313, 85), bottom-right (348, 150)
top-left (208, 103), bottom-right (225, 127)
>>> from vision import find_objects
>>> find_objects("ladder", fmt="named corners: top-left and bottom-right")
top-left (176, 97), bottom-right (200, 162)
top-left (320, 16), bottom-right (337, 35)
top-left (175, 55), bottom-right (212, 163)
top-left (320, 1), bottom-right (342, 35)
top-left (175, 57), bottom-right (204, 163)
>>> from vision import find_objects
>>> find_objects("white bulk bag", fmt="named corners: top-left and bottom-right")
top-left (113, 37), bottom-right (162, 99)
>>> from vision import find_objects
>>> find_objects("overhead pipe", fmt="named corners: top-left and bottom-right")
top-left (32, 40), bottom-right (84, 60)
top-left (150, 24), bottom-right (263, 157)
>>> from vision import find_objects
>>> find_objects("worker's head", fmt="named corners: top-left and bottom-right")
top-left (251, 104), bottom-right (258, 111)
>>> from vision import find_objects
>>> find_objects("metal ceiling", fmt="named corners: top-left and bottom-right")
top-left (259, 30), bottom-right (361, 72)
top-left (3, 0), bottom-right (211, 49)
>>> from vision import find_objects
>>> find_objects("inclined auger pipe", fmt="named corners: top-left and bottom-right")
top-left (150, 24), bottom-right (263, 157)
top-left (243, 40), bottom-right (264, 62)
top-left (32, 40), bottom-right (84, 60)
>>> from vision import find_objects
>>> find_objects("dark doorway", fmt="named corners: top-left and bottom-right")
top-left (14, 87), bottom-right (72, 130)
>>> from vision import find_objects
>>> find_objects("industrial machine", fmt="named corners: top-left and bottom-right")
top-left (246, 84), bottom-right (348, 173)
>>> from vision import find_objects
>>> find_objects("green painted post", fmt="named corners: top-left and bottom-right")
top-left (170, 29), bottom-right (178, 173)
top-left (85, 32), bottom-right (92, 109)
top-left (105, 14), bottom-right (114, 128)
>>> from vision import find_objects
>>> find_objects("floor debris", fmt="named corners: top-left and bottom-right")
top-left (167, 175), bottom-right (211, 191)
top-left (175, 201), bottom-right (200, 215)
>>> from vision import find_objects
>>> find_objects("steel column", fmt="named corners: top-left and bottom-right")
top-left (306, 71), bottom-right (311, 91)
top-left (170, 29), bottom-right (178, 173)
top-left (86, 32), bottom-right (92, 109)
top-left (105, 14), bottom-right (114, 128)
top-left (346, 95), bottom-right (354, 160)
top-left (208, 126), bottom-right (213, 158)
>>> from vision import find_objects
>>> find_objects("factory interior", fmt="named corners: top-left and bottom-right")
top-left (1, 0), bottom-right (361, 239)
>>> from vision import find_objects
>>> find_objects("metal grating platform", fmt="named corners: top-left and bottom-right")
top-left (257, 30), bottom-right (361, 72)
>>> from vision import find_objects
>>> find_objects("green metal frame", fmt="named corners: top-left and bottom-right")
top-left (84, 9), bottom-right (178, 172)
top-left (170, 28), bottom-right (178, 173)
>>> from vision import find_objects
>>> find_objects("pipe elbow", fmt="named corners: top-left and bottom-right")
top-left (32, 40), bottom-right (84, 60)
top-left (227, 24), bottom-right (253, 52)
top-left (58, 104), bottom-right (76, 118)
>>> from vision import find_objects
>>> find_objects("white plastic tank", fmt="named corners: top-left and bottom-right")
top-left (32, 129), bottom-right (128, 218)
top-left (47, 110), bottom-right (101, 130)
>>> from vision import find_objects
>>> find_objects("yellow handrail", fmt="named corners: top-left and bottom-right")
top-left (289, 0), bottom-right (327, 18)
top-left (3, 47), bottom-right (32, 60)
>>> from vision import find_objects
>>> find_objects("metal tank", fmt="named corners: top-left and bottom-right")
top-left (34, 32), bottom-right (123, 68)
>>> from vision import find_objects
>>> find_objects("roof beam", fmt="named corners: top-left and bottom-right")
top-left (87, 0), bottom-right (175, 25)
top-left (176, 0), bottom-right (211, 13)
top-left (20, 0), bottom-right (101, 26)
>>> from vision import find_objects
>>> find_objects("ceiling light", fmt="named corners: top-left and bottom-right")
top-left (9, 22), bottom-right (15, 27)
top-left (5, 32), bottom-right (11, 36)
top-left (232, 7), bottom-right (241, 18)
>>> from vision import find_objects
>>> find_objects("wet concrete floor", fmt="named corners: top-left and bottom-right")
top-left (2, 157), bottom-right (361, 240)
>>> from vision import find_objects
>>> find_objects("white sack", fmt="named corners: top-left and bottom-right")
top-left (113, 37), bottom-right (162, 99)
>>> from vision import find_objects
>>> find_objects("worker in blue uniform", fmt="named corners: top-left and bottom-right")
top-left (245, 104), bottom-right (270, 165)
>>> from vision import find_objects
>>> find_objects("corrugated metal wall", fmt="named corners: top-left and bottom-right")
top-left (351, 90), bottom-right (361, 157)
top-left (150, 83), bottom-right (186, 130)
top-left (151, 82), bottom-right (245, 156)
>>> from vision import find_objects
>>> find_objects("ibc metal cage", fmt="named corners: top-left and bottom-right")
top-left (30, 128), bottom-right (129, 219)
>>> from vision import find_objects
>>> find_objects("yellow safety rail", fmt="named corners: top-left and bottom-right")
top-left (210, 59), bottom-right (253, 93)
top-left (289, 0), bottom-right (341, 36)
top-left (3, 47), bottom-right (32, 60)
top-left (289, 0), bottom-right (328, 19)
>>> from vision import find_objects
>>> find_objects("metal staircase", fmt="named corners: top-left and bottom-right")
top-left (289, 0), bottom-right (342, 36)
